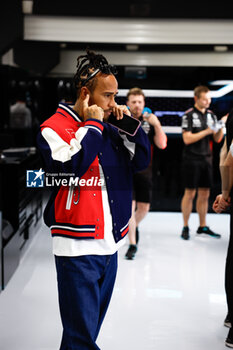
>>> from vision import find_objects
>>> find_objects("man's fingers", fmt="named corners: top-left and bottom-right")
top-left (113, 105), bottom-right (126, 120)
top-left (118, 108), bottom-right (123, 120)
top-left (83, 94), bottom-right (90, 109)
top-left (212, 201), bottom-right (222, 213)
top-left (115, 108), bottom-right (121, 120)
top-left (112, 106), bottom-right (120, 120)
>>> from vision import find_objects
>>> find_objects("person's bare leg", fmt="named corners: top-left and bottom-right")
top-left (128, 200), bottom-right (137, 245)
top-left (196, 187), bottom-right (220, 238)
top-left (196, 188), bottom-right (210, 227)
top-left (135, 202), bottom-right (150, 227)
top-left (181, 188), bottom-right (196, 226)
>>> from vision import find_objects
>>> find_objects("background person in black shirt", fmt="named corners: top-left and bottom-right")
top-left (180, 85), bottom-right (225, 240)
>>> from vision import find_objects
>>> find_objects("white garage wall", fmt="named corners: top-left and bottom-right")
top-left (23, 15), bottom-right (233, 75)
top-left (49, 50), bottom-right (233, 76)
top-left (3, 16), bottom-right (233, 72)
top-left (24, 16), bottom-right (233, 45)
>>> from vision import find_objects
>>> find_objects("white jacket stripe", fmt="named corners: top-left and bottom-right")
top-left (51, 225), bottom-right (95, 232)
top-left (84, 125), bottom-right (102, 135)
top-left (119, 134), bottom-right (136, 159)
top-left (120, 222), bottom-right (129, 232)
top-left (41, 127), bottom-right (88, 162)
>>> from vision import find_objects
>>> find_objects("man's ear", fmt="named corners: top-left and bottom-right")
top-left (80, 87), bottom-right (90, 101)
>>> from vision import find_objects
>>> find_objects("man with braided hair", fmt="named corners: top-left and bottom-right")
top-left (37, 50), bottom-right (151, 349)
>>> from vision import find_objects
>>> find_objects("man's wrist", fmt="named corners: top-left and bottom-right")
top-left (222, 191), bottom-right (229, 201)
top-left (153, 121), bottom-right (162, 129)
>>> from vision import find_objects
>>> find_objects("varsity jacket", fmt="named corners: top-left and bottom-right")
top-left (37, 103), bottom-right (151, 243)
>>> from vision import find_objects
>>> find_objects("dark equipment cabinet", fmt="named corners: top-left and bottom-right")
top-left (0, 151), bottom-right (43, 289)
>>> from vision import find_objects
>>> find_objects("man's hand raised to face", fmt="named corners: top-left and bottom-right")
top-left (112, 104), bottom-right (131, 120)
top-left (82, 94), bottom-right (104, 122)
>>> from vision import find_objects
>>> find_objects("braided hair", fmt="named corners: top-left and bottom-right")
top-left (73, 49), bottom-right (117, 98)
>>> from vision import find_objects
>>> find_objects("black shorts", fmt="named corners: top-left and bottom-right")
top-left (132, 168), bottom-right (152, 203)
top-left (182, 158), bottom-right (213, 189)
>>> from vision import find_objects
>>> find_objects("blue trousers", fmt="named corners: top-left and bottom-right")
top-left (55, 253), bottom-right (118, 350)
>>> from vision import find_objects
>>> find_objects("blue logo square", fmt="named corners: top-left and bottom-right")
top-left (26, 169), bottom-right (44, 187)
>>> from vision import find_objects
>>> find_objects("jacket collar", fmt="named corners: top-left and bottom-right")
top-left (57, 102), bottom-right (83, 122)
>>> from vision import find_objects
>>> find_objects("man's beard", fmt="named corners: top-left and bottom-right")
top-left (131, 108), bottom-right (142, 118)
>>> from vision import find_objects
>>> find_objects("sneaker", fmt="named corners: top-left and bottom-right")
top-left (136, 227), bottom-right (139, 245)
top-left (224, 314), bottom-right (232, 328)
top-left (196, 226), bottom-right (221, 238)
top-left (181, 226), bottom-right (190, 240)
top-left (125, 244), bottom-right (137, 260)
top-left (226, 327), bottom-right (233, 348)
